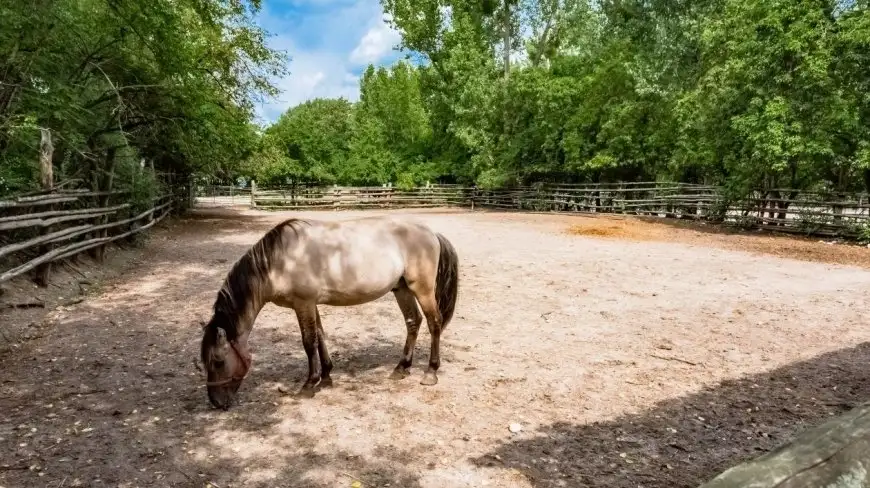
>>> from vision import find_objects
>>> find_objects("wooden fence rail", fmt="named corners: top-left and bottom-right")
top-left (201, 182), bottom-right (870, 238)
top-left (0, 189), bottom-right (175, 285)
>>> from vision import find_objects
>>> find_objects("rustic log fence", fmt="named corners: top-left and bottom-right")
top-left (196, 182), bottom-right (870, 238)
top-left (0, 188), bottom-right (175, 286)
top-left (194, 183), bottom-right (253, 207)
top-left (251, 184), bottom-right (469, 210)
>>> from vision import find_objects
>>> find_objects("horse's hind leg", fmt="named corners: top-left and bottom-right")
top-left (315, 307), bottom-right (334, 387)
top-left (294, 304), bottom-right (322, 398)
top-left (408, 287), bottom-right (442, 386)
top-left (390, 284), bottom-right (422, 380)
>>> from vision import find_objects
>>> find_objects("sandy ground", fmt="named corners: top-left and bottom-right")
top-left (2, 207), bottom-right (870, 488)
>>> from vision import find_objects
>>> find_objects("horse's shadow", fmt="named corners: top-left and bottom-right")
top-left (246, 334), bottom-right (437, 390)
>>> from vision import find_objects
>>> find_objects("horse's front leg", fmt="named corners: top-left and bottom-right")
top-left (294, 304), bottom-right (321, 397)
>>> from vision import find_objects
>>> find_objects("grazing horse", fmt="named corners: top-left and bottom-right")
top-left (199, 216), bottom-right (459, 409)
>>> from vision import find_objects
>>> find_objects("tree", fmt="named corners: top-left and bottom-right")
top-left (265, 98), bottom-right (353, 185)
top-left (0, 0), bottom-right (286, 197)
top-left (243, 0), bottom-right (870, 197)
top-left (675, 0), bottom-right (846, 194)
top-left (346, 62), bottom-right (435, 186)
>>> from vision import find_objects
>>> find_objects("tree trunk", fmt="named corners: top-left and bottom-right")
top-left (39, 128), bottom-right (53, 190)
top-left (767, 190), bottom-right (779, 226)
top-left (502, 0), bottom-right (511, 81)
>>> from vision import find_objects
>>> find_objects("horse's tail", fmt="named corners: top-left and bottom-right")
top-left (435, 233), bottom-right (459, 330)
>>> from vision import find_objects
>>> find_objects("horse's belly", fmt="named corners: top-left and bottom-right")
top-left (318, 276), bottom-right (399, 306)
top-left (320, 286), bottom-right (395, 306)
top-left (317, 250), bottom-right (403, 306)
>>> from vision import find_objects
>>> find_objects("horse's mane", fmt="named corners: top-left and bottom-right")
top-left (201, 219), bottom-right (306, 357)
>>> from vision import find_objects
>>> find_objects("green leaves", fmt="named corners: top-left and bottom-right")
top-left (250, 61), bottom-right (440, 187)
top-left (251, 0), bottom-right (870, 194)
top-left (259, 98), bottom-right (354, 185)
top-left (249, 142), bottom-right (304, 186)
top-left (0, 0), bottom-right (286, 195)
top-left (676, 0), bottom-right (850, 190)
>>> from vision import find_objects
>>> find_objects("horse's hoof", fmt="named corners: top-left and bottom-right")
top-left (297, 386), bottom-right (316, 398)
top-left (420, 371), bottom-right (438, 386)
top-left (320, 376), bottom-right (334, 388)
top-left (297, 378), bottom-right (320, 398)
top-left (390, 367), bottom-right (411, 380)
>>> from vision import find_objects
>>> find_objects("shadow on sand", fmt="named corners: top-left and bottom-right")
top-left (473, 342), bottom-right (870, 487)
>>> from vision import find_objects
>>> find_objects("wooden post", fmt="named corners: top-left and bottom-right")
top-left (94, 146), bottom-right (116, 262)
top-left (188, 175), bottom-right (196, 209)
top-left (40, 128), bottom-right (53, 189)
top-left (250, 180), bottom-right (257, 208)
top-left (33, 128), bottom-right (54, 287)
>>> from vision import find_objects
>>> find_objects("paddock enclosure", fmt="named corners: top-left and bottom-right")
top-left (2, 206), bottom-right (870, 488)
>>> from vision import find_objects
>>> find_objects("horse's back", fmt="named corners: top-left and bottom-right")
top-left (334, 216), bottom-right (443, 288)
top-left (273, 216), bottom-right (439, 305)
top-left (312, 215), bottom-right (439, 251)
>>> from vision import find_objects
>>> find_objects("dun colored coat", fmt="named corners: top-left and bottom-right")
top-left (199, 216), bottom-right (459, 410)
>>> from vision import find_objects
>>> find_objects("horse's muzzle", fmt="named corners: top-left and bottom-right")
top-left (207, 384), bottom-right (239, 410)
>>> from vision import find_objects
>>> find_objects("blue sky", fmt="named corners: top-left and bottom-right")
top-left (253, 0), bottom-right (404, 123)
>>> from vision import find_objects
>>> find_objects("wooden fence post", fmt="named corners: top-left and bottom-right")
top-left (94, 146), bottom-right (117, 262)
top-left (251, 180), bottom-right (257, 208)
top-left (33, 128), bottom-right (54, 287)
top-left (188, 175), bottom-right (196, 209)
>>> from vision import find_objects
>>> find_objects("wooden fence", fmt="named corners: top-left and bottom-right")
top-left (0, 187), bottom-right (175, 286)
top-left (199, 182), bottom-right (870, 238)
top-left (469, 184), bottom-right (870, 237)
top-left (251, 184), bottom-right (469, 210)
top-left (195, 183), bottom-right (253, 207)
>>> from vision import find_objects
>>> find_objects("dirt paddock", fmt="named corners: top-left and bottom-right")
top-left (2, 207), bottom-right (870, 488)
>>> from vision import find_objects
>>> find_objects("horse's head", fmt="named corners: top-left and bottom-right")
top-left (199, 319), bottom-right (251, 410)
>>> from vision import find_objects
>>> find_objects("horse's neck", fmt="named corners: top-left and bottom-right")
top-left (218, 289), bottom-right (267, 341)
top-left (234, 296), bottom-right (266, 338)
top-left (221, 266), bottom-right (273, 338)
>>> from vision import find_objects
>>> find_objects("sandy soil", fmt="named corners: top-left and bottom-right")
top-left (2, 207), bottom-right (870, 488)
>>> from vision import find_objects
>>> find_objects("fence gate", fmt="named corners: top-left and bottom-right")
top-left (194, 185), bottom-right (253, 208)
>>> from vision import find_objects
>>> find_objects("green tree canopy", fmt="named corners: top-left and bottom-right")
top-left (0, 0), bottom-right (286, 197)
top-left (228, 0), bottom-right (870, 196)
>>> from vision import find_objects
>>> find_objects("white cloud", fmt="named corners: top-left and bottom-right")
top-left (256, 45), bottom-right (360, 123)
top-left (253, 0), bottom-right (405, 123)
top-left (349, 20), bottom-right (401, 65)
